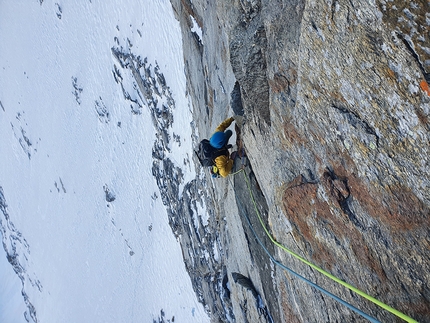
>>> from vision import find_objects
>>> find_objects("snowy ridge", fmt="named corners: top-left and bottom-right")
top-left (111, 43), bottom-right (187, 237)
top-left (111, 43), bottom-right (231, 320)
top-left (0, 187), bottom-right (40, 323)
top-left (1, 1), bottom-right (211, 322)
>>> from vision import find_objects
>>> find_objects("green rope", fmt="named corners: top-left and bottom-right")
top-left (239, 170), bottom-right (418, 323)
top-left (229, 168), bottom-right (245, 176)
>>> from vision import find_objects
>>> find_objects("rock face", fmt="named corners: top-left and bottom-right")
top-left (170, 0), bottom-right (429, 322)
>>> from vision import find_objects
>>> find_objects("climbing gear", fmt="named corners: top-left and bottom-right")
top-left (230, 175), bottom-right (380, 322)
top-left (230, 171), bottom-right (381, 322)
top-left (210, 166), bottom-right (220, 178)
top-left (234, 169), bottom-right (418, 323)
top-left (230, 169), bottom-right (244, 176)
top-left (195, 139), bottom-right (229, 167)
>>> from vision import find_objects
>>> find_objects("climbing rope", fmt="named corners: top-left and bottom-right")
top-left (230, 168), bottom-right (245, 176)
top-left (230, 175), bottom-right (380, 322)
top-left (230, 166), bottom-right (418, 322)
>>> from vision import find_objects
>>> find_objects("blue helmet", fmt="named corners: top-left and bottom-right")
top-left (210, 132), bottom-right (227, 149)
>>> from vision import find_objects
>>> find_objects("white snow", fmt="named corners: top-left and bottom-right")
top-left (190, 15), bottom-right (203, 44)
top-left (0, 1), bottom-right (209, 323)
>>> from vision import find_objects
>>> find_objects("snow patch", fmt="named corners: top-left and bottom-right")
top-left (190, 15), bottom-right (203, 44)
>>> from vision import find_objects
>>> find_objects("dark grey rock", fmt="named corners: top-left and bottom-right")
top-left (169, 0), bottom-right (430, 322)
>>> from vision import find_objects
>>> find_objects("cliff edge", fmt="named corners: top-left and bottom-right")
top-left (169, 0), bottom-right (429, 322)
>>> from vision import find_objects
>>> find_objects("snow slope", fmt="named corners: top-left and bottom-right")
top-left (0, 1), bottom-right (209, 322)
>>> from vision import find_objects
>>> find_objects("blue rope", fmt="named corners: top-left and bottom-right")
top-left (229, 175), bottom-right (380, 323)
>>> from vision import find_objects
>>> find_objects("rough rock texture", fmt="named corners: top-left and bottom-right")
top-left (170, 0), bottom-right (429, 322)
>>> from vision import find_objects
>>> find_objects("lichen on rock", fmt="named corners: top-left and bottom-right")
top-left (170, 0), bottom-right (430, 321)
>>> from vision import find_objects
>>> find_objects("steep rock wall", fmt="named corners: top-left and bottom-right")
top-left (171, 0), bottom-right (429, 322)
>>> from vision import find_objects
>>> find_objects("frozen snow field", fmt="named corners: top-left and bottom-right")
top-left (0, 1), bottom-right (209, 322)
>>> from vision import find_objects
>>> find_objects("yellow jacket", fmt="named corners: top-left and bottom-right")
top-left (214, 117), bottom-right (234, 133)
top-left (214, 155), bottom-right (234, 177)
top-left (213, 117), bottom-right (234, 177)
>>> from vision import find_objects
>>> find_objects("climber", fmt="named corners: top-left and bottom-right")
top-left (196, 115), bottom-right (243, 178)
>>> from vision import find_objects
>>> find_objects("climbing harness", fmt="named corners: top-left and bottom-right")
top-left (229, 160), bottom-right (418, 323)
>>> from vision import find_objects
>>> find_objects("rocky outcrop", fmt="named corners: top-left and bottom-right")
top-left (0, 187), bottom-right (41, 323)
top-left (170, 0), bottom-right (429, 322)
